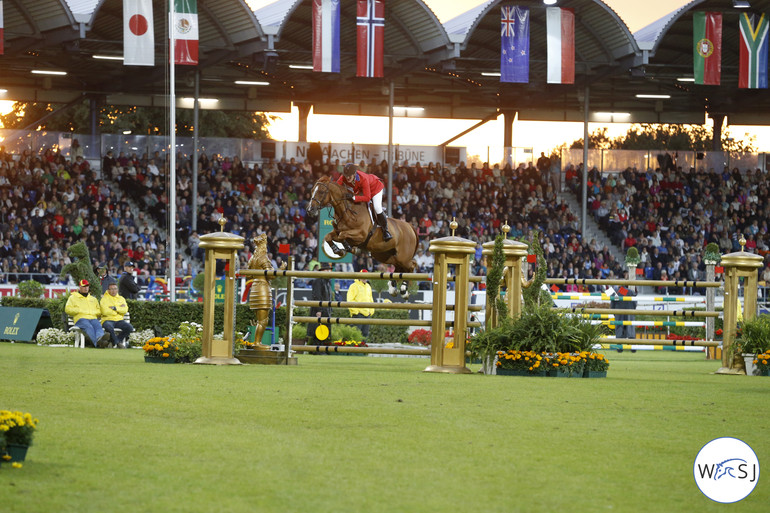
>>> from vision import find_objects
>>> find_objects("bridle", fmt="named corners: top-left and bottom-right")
top-left (309, 180), bottom-right (357, 221)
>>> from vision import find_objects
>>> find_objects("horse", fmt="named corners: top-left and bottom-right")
top-left (306, 176), bottom-right (418, 298)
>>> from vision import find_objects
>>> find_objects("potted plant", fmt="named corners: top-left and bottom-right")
top-left (735, 315), bottom-right (770, 375)
top-left (0, 410), bottom-right (39, 463)
top-left (584, 351), bottom-right (611, 378)
top-left (143, 336), bottom-right (179, 363)
top-left (752, 350), bottom-right (770, 377)
top-left (36, 327), bottom-right (75, 346)
top-left (495, 350), bottom-right (546, 376)
top-left (18, 280), bottom-right (44, 299)
top-left (546, 352), bottom-right (585, 378)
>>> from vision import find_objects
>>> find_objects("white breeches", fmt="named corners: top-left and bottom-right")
top-left (372, 190), bottom-right (384, 215)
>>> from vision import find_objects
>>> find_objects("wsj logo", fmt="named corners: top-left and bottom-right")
top-left (697, 458), bottom-right (757, 482)
top-left (694, 438), bottom-right (760, 503)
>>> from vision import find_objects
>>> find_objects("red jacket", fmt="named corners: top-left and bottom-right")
top-left (337, 171), bottom-right (384, 202)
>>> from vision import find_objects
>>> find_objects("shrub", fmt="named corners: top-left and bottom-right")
top-left (18, 280), bottom-right (44, 299)
top-left (407, 329), bottom-right (432, 346)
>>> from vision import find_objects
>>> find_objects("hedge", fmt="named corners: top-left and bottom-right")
top-left (0, 296), bottom-right (286, 339)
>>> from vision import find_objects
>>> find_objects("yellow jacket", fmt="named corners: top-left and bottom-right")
top-left (347, 279), bottom-right (374, 316)
top-left (65, 292), bottom-right (102, 323)
top-left (100, 293), bottom-right (129, 322)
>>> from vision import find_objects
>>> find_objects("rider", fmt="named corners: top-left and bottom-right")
top-left (337, 163), bottom-right (392, 242)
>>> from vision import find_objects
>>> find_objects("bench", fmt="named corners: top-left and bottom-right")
top-left (68, 313), bottom-right (131, 348)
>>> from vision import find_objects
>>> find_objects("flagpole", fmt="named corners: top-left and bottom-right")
top-left (169, 0), bottom-right (177, 302)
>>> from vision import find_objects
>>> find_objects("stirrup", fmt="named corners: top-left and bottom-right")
top-left (381, 228), bottom-right (392, 241)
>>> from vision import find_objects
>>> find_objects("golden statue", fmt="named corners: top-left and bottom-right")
top-left (247, 234), bottom-right (280, 349)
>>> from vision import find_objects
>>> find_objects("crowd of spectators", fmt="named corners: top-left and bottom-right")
top-left (568, 159), bottom-right (770, 290)
top-left (5, 140), bottom-right (769, 296)
top-left (0, 144), bottom-right (188, 287)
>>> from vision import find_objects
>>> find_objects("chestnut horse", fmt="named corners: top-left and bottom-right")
top-left (306, 176), bottom-right (418, 297)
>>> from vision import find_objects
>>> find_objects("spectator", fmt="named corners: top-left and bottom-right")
top-left (100, 280), bottom-right (134, 348)
top-left (119, 261), bottom-right (140, 299)
top-left (65, 279), bottom-right (110, 348)
top-left (347, 269), bottom-right (374, 339)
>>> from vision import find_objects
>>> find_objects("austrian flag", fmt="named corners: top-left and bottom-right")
top-left (546, 7), bottom-right (575, 84)
top-left (357, 0), bottom-right (384, 78)
top-left (124, 0), bottom-right (154, 66)
top-left (171, 0), bottom-right (198, 66)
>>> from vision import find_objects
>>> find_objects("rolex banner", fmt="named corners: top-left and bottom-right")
top-left (693, 11), bottom-right (722, 85)
top-left (739, 13), bottom-right (769, 89)
top-left (171, 0), bottom-right (198, 65)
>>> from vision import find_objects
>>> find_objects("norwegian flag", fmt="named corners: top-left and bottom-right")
top-left (356, 0), bottom-right (384, 78)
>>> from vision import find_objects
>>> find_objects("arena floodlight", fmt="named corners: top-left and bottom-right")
top-left (543, 0), bottom-right (558, 5)
top-left (636, 94), bottom-right (671, 99)
top-left (289, 64), bottom-right (314, 70)
top-left (93, 55), bottom-right (124, 61)
top-left (0, 89), bottom-right (7, 93)
top-left (481, 72), bottom-right (501, 77)
top-left (234, 80), bottom-right (270, 86)
top-left (677, 77), bottom-right (695, 82)
top-left (733, 1), bottom-right (751, 8)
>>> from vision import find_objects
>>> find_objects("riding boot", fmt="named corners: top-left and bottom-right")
top-left (377, 213), bottom-right (393, 241)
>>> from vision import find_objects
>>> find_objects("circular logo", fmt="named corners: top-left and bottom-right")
top-left (176, 17), bottom-right (192, 35)
top-left (129, 14), bottom-right (148, 36)
top-left (694, 437), bottom-right (759, 503)
top-left (314, 324), bottom-right (329, 341)
top-left (697, 38), bottom-right (714, 58)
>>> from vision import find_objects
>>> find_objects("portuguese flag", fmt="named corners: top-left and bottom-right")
top-left (693, 12), bottom-right (722, 85)
top-left (739, 13), bottom-right (769, 89)
top-left (171, 0), bottom-right (198, 65)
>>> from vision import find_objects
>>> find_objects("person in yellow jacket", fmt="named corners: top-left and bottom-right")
top-left (347, 269), bottom-right (374, 338)
top-left (65, 279), bottom-right (110, 348)
top-left (100, 280), bottom-right (135, 349)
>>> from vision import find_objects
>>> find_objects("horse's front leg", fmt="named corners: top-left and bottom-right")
top-left (324, 231), bottom-right (351, 257)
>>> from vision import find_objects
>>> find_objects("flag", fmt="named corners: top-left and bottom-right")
top-left (618, 286), bottom-right (628, 296)
top-left (171, 0), bottom-right (198, 66)
top-left (357, 0), bottom-right (384, 78)
top-left (739, 13), bottom-right (769, 89)
top-left (312, 0), bottom-right (340, 73)
top-left (0, 0), bottom-right (5, 55)
top-left (550, 284), bottom-right (560, 293)
top-left (500, 6), bottom-right (529, 83)
top-left (279, 244), bottom-right (291, 254)
top-left (124, 0), bottom-right (154, 66)
top-left (693, 12), bottom-right (722, 85)
top-left (546, 7), bottom-right (574, 84)
top-left (526, 254), bottom-right (536, 263)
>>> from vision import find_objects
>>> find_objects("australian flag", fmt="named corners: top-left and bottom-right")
top-left (501, 6), bottom-right (530, 83)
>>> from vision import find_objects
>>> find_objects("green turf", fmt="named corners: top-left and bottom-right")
top-left (0, 344), bottom-right (767, 513)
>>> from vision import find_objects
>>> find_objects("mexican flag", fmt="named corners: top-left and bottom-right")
top-left (693, 11), bottom-right (722, 85)
top-left (171, 0), bottom-right (198, 65)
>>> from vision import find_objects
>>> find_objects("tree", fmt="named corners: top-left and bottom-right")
top-left (568, 123), bottom-right (756, 152)
top-left (0, 100), bottom-right (274, 139)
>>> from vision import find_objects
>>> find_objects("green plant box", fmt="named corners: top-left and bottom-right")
top-left (5, 443), bottom-right (29, 462)
top-left (583, 370), bottom-right (608, 378)
top-left (144, 356), bottom-right (178, 364)
top-left (497, 368), bottom-right (529, 376)
top-left (548, 369), bottom-right (581, 378)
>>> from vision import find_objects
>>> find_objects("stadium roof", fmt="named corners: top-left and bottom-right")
top-left (1, 0), bottom-right (768, 127)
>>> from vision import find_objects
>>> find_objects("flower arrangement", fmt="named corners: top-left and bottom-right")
top-left (496, 350), bottom-right (545, 374)
top-left (585, 352), bottom-right (610, 372)
top-left (0, 410), bottom-right (39, 447)
top-left (753, 350), bottom-right (770, 374)
top-left (143, 336), bottom-right (178, 360)
top-left (129, 329), bottom-right (155, 349)
top-left (332, 339), bottom-right (368, 347)
top-left (407, 328), bottom-right (432, 346)
top-left (548, 352), bottom-right (586, 376)
top-left (36, 328), bottom-right (75, 346)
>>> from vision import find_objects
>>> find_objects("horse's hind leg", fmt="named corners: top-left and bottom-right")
top-left (400, 281), bottom-right (409, 299)
top-left (388, 280), bottom-right (398, 296)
